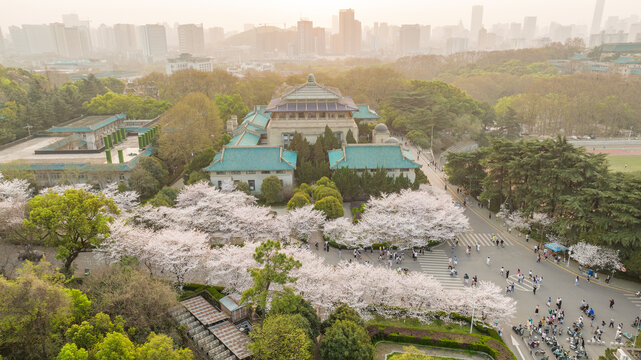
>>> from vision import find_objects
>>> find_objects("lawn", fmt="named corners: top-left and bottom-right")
top-left (607, 155), bottom-right (641, 173)
top-left (387, 353), bottom-right (460, 360)
top-left (367, 316), bottom-right (482, 335)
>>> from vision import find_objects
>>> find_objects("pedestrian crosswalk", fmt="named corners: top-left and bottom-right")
top-left (623, 293), bottom-right (641, 309)
top-left (450, 233), bottom-right (515, 247)
top-left (505, 274), bottom-right (535, 291)
top-left (417, 249), bottom-right (464, 289)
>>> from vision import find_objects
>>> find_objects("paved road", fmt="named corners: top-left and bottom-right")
top-left (411, 146), bottom-right (641, 360)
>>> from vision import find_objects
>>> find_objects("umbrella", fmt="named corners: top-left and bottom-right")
top-left (545, 242), bottom-right (568, 252)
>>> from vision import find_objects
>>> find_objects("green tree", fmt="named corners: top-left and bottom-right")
top-left (346, 129), bottom-right (357, 144)
top-left (83, 92), bottom-right (171, 119)
top-left (319, 320), bottom-right (373, 360)
top-left (288, 132), bottom-right (311, 164)
top-left (248, 314), bottom-right (313, 360)
top-left (148, 187), bottom-right (179, 207)
top-left (270, 288), bottom-right (321, 340)
top-left (261, 176), bottom-right (282, 205)
top-left (331, 168), bottom-right (361, 201)
top-left (82, 266), bottom-right (180, 344)
top-left (0, 260), bottom-right (73, 360)
top-left (136, 332), bottom-right (193, 360)
top-left (412, 169), bottom-right (429, 190)
top-left (23, 189), bottom-right (118, 273)
top-left (241, 240), bottom-right (302, 314)
top-left (287, 192), bottom-right (311, 210)
top-left (313, 196), bottom-right (344, 219)
top-left (312, 140), bottom-right (326, 164)
top-left (214, 93), bottom-right (250, 123)
top-left (158, 93), bottom-right (222, 173)
top-left (64, 313), bottom-right (126, 351)
top-left (322, 125), bottom-right (341, 150)
top-left (235, 181), bottom-right (251, 194)
top-left (444, 152), bottom-right (485, 197)
top-left (57, 344), bottom-right (89, 360)
top-left (100, 78), bottom-right (126, 94)
top-left (94, 332), bottom-right (136, 360)
top-left (128, 157), bottom-right (169, 199)
top-left (186, 170), bottom-right (209, 185)
top-left (321, 303), bottom-right (365, 333)
top-left (313, 185), bottom-right (343, 203)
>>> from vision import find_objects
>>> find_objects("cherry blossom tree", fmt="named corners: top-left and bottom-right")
top-left (322, 217), bottom-right (359, 247)
top-left (101, 183), bottom-right (140, 211)
top-left (99, 221), bottom-right (210, 288)
top-left (496, 205), bottom-right (530, 231)
top-left (279, 205), bottom-right (325, 241)
top-left (569, 242), bottom-right (622, 271)
top-left (355, 187), bottom-right (469, 248)
top-left (0, 173), bottom-right (30, 237)
top-left (204, 243), bottom-right (515, 325)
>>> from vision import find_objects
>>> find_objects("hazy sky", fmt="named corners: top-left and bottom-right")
top-left (2, 0), bottom-right (639, 33)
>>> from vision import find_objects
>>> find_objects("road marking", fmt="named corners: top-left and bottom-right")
top-left (417, 250), bottom-right (464, 289)
top-left (416, 153), bottom-right (637, 295)
top-left (623, 294), bottom-right (641, 308)
top-left (511, 335), bottom-right (526, 360)
top-left (506, 274), bottom-right (535, 291)
top-left (453, 233), bottom-right (513, 247)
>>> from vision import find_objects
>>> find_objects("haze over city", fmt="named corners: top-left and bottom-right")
top-left (1, 0), bottom-right (640, 32)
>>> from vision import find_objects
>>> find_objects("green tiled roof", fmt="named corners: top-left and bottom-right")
top-left (205, 146), bottom-right (297, 172)
top-left (0, 149), bottom-right (151, 172)
top-left (281, 74), bottom-right (341, 100)
top-left (328, 144), bottom-right (421, 170)
top-left (600, 42), bottom-right (641, 53)
top-left (240, 106), bottom-right (271, 128)
top-left (229, 132), bottom-right (260, 146)
top-left (47, 114), bottom-right (126, 133)
top-left (352, 105), bottom-right (380, 120)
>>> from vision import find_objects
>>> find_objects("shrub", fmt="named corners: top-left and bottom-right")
top-left (313, 185), bottom-right (343, 203)
top-left (287, 192), bottom-right (311, 210)
top-left (320, 320), bottom-right (373, 360)
top-left (261, 176), bottom-right (282, 204)
top-left (313, 196), bottom-right (344, 219)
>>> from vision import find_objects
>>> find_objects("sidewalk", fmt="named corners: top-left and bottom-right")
top-left (409, 143), bottom-right (641, 295)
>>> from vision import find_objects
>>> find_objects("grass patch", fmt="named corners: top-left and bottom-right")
top-left (367, 316), bottom-right (482, 335)
top-left (607, 155), bottom-right (641, 173)
top-left (387, 353), bottom-right (461, 360)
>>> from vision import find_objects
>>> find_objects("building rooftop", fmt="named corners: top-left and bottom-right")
top-left (46, 114), bottom-right (126, 133)
top-left (181, 296), bottom-right (228, 326)
top-left (0, 136), bottom-right (144, 168)
top-left (265, 74), bottom-right (358, 113)
top-left (219, 293), bottom-right (243, 313)
top-left (205, 146), bottom-right (297, 172)
top-left (328, 144), bottom-right (422, 170)
top-left (209, 321), bottom-right (251, 359)
top-left (600, 42), bottom-right (641, 53)
top-left (353, 105), bottom-right (380, 120)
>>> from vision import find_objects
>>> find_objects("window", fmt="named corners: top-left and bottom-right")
top-left (231, 171), bottom-right (241, 175)
top-left (261, 171), bottom-right (271, 174)
top-left (246, 171), bottom-right (255, 174)
top-left (216, 171), bottom-right (226, 175)
top-left (248, 180), bottom-right (255, 191)
top-left (275, 170), bottom-right (285, 174)
top-left (401, 168), bottom-right (409, 172)
top-left (298, 112), bottom-right (305, 119)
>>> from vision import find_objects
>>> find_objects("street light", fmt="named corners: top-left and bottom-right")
top-left (470, 296), bottom-right (477, 334)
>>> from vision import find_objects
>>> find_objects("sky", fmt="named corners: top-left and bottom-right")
top-left (1, 0), bottom-right (639, 33)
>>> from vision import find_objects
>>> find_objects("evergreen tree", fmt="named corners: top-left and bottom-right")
top-left (346, 129), bottom-right (357, 144)
top-left (322, 125), bottom-right (341, 149)
top-left (312, 140), bottom-right (326, 164)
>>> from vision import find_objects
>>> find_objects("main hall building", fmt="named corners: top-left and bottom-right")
top-left (207, 74), bottom-right (421, 193)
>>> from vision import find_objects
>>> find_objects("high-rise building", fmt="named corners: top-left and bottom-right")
top-left (207, 27), bottom-right (225, 46)
top-left (62, 14), bottom-right (80, 27)
top-left (178, 24), bottom-right (204, 55)
top-left (313, 27), bottom-right (326, 55)
top-left (140, 24), bottom-right (167, 61)
top-left (399, 24), bottom-right (420, 56)
top-left (420, 25), bottom-right (431, 48)
top-left (113, 24), bottom-right (138, 55)
top-left (9, 26), bottom-right (29, 54)
top-left (470, 5), bottom-right (483, 44)
top-left (337, 9), bottom-right (361, 55)
top-left (590, 0), bottom-right (605, 35)
top-left (509, 22), bottom-right (522, 39)
top-left (297, 20), bottom-right (314, 55)
top-left (23, 24), bottom-right (56, 54)
top-left (523, 16), bottom-right (537, 40)
top-left (96, 24), bottom-right (116, 52)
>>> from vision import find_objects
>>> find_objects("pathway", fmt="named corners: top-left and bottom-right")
top-left (374, 341), bottom-right (492, 360)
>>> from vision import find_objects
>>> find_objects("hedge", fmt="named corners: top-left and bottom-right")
top-left (181, 283), bottom-right (226, 301)
top-left (368, 326), bottom-right (515, 360)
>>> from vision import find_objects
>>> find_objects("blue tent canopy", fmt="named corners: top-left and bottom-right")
top-left (545, 242), bottom-right (568, 252)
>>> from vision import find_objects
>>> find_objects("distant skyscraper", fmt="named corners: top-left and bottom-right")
top-left (207, 27), bottom-right (225, 46)
top-left (399, 24), bottom-right (420, 56)
top-left (113, 24), bottom-right (138, 55)
top-left (23, 24), bottom-right (56, 54)
top-left (9, 26), bottom-right (29, 54)
top-left (178, 24), bottom-right (204, 55)
top-left (140, 24), bottom-right (167, 60)
top-left (96, 24), bottom-right (116, 52)
top-left (419, 25), bottom-right (431, 48)
top-left (297, 20), bottom-right (314, 55)
top-left (590, 0), bottom-right (605, 35)
top-left (337, 9), bottom-right (361, 55)
top-left (470, 5), bottom-right (483, 44)
top-left (523, 16), bottom-right (537, 40)
top-left (332, 15), bottom-right (339, 34)
top-left (313, 27), bottom-right (326, 55)
top-left (62, 14), bottom-right (80, 27)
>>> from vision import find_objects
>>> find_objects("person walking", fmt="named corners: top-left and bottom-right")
top-left (476, 242), bottom-right (480, 253)
top-left (547, 296), bottom-right (552, 307)
top-left (533, 284), bottom-right (537, 295)
top-left (486, 256), bottom-right (491, 266)
top-left (535, 305), bottom-right (539, 315)
top-left (506, 270), bottom-right (510, 279)
top-left (575, 276), bottom-right (579, 286)
top-left (609, 299), bottom-right (615, 309)
top-left (609, 318), bottom-right (615, 328)
top-left (500, 266), bottom-right (504, 276)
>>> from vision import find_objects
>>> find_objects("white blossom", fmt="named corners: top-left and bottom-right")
top-left (569, 242), bottom-right (622, 271)
top-left (0, 173), bottom-right (30, 235)
top-left (496, 205), bottom-right (530, 231)
top-left (101, 183), bottom-right (140, 211)
top-left (279, 205), bottom-right (325, 241)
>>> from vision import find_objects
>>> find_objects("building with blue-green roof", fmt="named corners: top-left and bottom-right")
top-left (205, 146), bottom-right (297, 192)
top-left (328, 143), bottom-right (421, 182)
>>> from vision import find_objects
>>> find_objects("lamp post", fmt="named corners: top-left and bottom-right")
top-left (470, 296), bottom-right (476, 334)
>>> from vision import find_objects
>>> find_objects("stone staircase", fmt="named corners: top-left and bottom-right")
top-left (170, 305), bottom-right (238, 360)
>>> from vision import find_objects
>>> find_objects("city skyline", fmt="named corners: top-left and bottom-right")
top-left (2, 0), bottom-right (640, 34)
